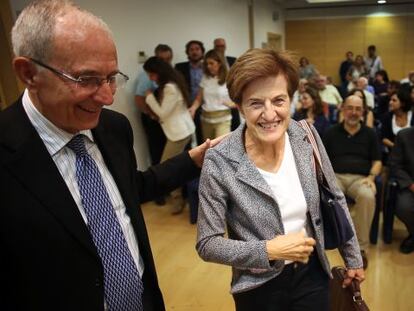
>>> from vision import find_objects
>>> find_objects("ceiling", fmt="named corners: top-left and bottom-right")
top-left (274, 0), bottom-right (414, 9)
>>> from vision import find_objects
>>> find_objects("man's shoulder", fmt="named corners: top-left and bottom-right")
top-left (0, 99), bottom-right (25, 136)
top-left (174, 61), bottom-right (190, 69)
top-left (99, 109), bottom-right (130, 130)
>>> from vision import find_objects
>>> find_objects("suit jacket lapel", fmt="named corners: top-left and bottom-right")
top-left (229, 122), bottom-right (318, 212)
top-left (2, 102), bottom-right (97, 256)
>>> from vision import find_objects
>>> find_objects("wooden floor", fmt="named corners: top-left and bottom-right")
top-left (142, 200), bottom-right (414, 311)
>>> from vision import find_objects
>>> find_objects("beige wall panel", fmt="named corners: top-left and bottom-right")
top-left (365, 16), bottom-right (406, 80)
top-left (286, 15), bottom-right (412, 84)
top-left (403, 16), bottom-right (414, 76)
top-left (287, 20), bottom-right (327, 76)
top-left (324, 18), bottom-right (366, 82)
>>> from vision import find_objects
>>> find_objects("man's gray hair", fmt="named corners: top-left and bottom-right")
top-left (11, 0), bottom-right (112, 62)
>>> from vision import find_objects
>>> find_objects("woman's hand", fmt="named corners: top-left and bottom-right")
top-left (145, 89), bottom-right (153, 96)
top-left (266, 232), bottom-right (316, 263)
top-left (342, 268), bottom-right (365, 288)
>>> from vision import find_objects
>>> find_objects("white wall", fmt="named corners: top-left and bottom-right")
top-left (10, 0), bottom-right (285, 169)
top-left (254, 0), bottom-right (285, 49)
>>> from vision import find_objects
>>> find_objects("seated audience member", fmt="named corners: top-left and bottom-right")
top-left (400, 70), bottom-right (414, 86)
top-left (357, 77), bottom-right (375, 110)
top-left (316, 75), bottom-right (343, 106)
top-left (389, 127), bottom-right (414, 253)
top-left (144, 57), bottom-right (196, 214)
top-left (291, 78), bottom-right (308, 115)
top-left (347, 55), bottom-right (367, 91)
top-left (376, 80), bottom-right (400, 120)
top-left (189, 50), bottom-right (235, 140)
top-left (293, 86), bottom-right (330, 137)
top-left (338, 89), bottom-right (374, 128)
top-left (373, 69), bottom-right (389, 98)
top-left (315, 75), bottom-right (343, 123)
top-left (298, 56), bottom-right (317, 80)
top-left (381, 88), bottom-right (413, 164)
top-left (324, 95), bottom-right (382, 268)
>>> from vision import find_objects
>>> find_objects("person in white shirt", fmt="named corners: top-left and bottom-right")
top-left (357, 77), bottom-right (375, 110)
top-left (189, 49), bottom-right (235, 140)
top-left (364, 45), bottom-right (383, 82)
top-left (144, 56), bottom-right (196, 214)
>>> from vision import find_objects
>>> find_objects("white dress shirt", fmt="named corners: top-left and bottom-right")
top-left (22, 89), bottom-right (144, 277)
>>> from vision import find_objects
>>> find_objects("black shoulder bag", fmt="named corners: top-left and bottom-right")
top-left (299, 120), bottom-right (354, 249)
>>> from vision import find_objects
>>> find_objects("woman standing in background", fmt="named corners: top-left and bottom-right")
top-left (189, 50), bottom-right (235, 140)
top-left (144, 57), bottom-right (195, 214)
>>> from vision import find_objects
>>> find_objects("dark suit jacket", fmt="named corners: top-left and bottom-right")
top-left (174, 61), bottom-right (192, 93)
top-left (389, 127), bottom-right (414, 190)
top-left (0, 99), bottom-right (200, 311)
top-left (226, 56), bottom-right (236, 67)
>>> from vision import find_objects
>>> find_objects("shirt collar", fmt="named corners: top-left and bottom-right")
top-left (22, 89), bottom-right (94, 157)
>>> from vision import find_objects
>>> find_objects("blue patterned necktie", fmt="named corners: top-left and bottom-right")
top-left (67, 134), bottom-right (143, 311)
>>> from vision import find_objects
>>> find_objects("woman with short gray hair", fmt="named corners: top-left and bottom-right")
top-left (196, 48), bottom-right (364, 310)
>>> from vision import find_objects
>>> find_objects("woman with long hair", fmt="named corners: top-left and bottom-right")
top-left (293, 86), bottom-right (330, 137)
top-left (144, 56), bottom-right (195, 213)
top-left (381, 88), bottom-right (413, 149)
top-left (189, 49), bottom-right (235, 140)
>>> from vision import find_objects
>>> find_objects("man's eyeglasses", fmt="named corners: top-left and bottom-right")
top-left (29, 58), bottom-right (129, 93)
top-left (343, 105), bottom-right (364, 113)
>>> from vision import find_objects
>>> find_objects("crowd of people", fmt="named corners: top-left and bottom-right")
top-left (135, 41), bottom-right (414, 265)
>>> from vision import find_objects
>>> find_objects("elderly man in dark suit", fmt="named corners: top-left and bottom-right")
top-left (0, 1), bottom-right (219, 310)
top-left (389, 127), bottom-right (414, 254)
top-left (213, 37), bottom-right (236, 68)
top-left (213, 37), bottom-right (240, 131)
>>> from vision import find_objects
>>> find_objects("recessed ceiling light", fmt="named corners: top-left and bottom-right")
top-left (378, 0), bottom-right (387, 4)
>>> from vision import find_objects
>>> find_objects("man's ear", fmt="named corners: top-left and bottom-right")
top-left (13, 57), bottom-right (38, 89)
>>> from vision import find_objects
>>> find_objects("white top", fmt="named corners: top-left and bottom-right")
top-left (146, 83), bottom-right (195, 141)
top-left (392, 110), bottom-right (412, 135)
top-left (200, 75), bottom-right (231, 114)
top-left (363, 90), bottom-right (375, 109)
top-left (257, 133), bottom-right (308, 238)
top-left (365, 55), bottom-right (383, 79)
top-left (318, 84), bottom-right (343, 106)
top-left (22, 89), bottom-right (144, 277)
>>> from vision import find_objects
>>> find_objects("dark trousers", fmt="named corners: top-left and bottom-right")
top-left (233, 254), bottom-right (329, 311)
top-left (396, 189), bottom-right (414, 235)
top-left (141, 113), bottom-right (166, 165)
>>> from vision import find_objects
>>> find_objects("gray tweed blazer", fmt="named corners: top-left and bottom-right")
top-left (196, 120), bottom-right (363, 294)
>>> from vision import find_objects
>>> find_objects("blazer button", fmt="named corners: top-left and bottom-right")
top-left (315, 218), bottom-right (321, 226)
top-left (95, 278), bottom-right (101, 287)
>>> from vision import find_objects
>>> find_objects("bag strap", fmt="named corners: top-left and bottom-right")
top-left (298, 120), bottom-right (323, 182)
